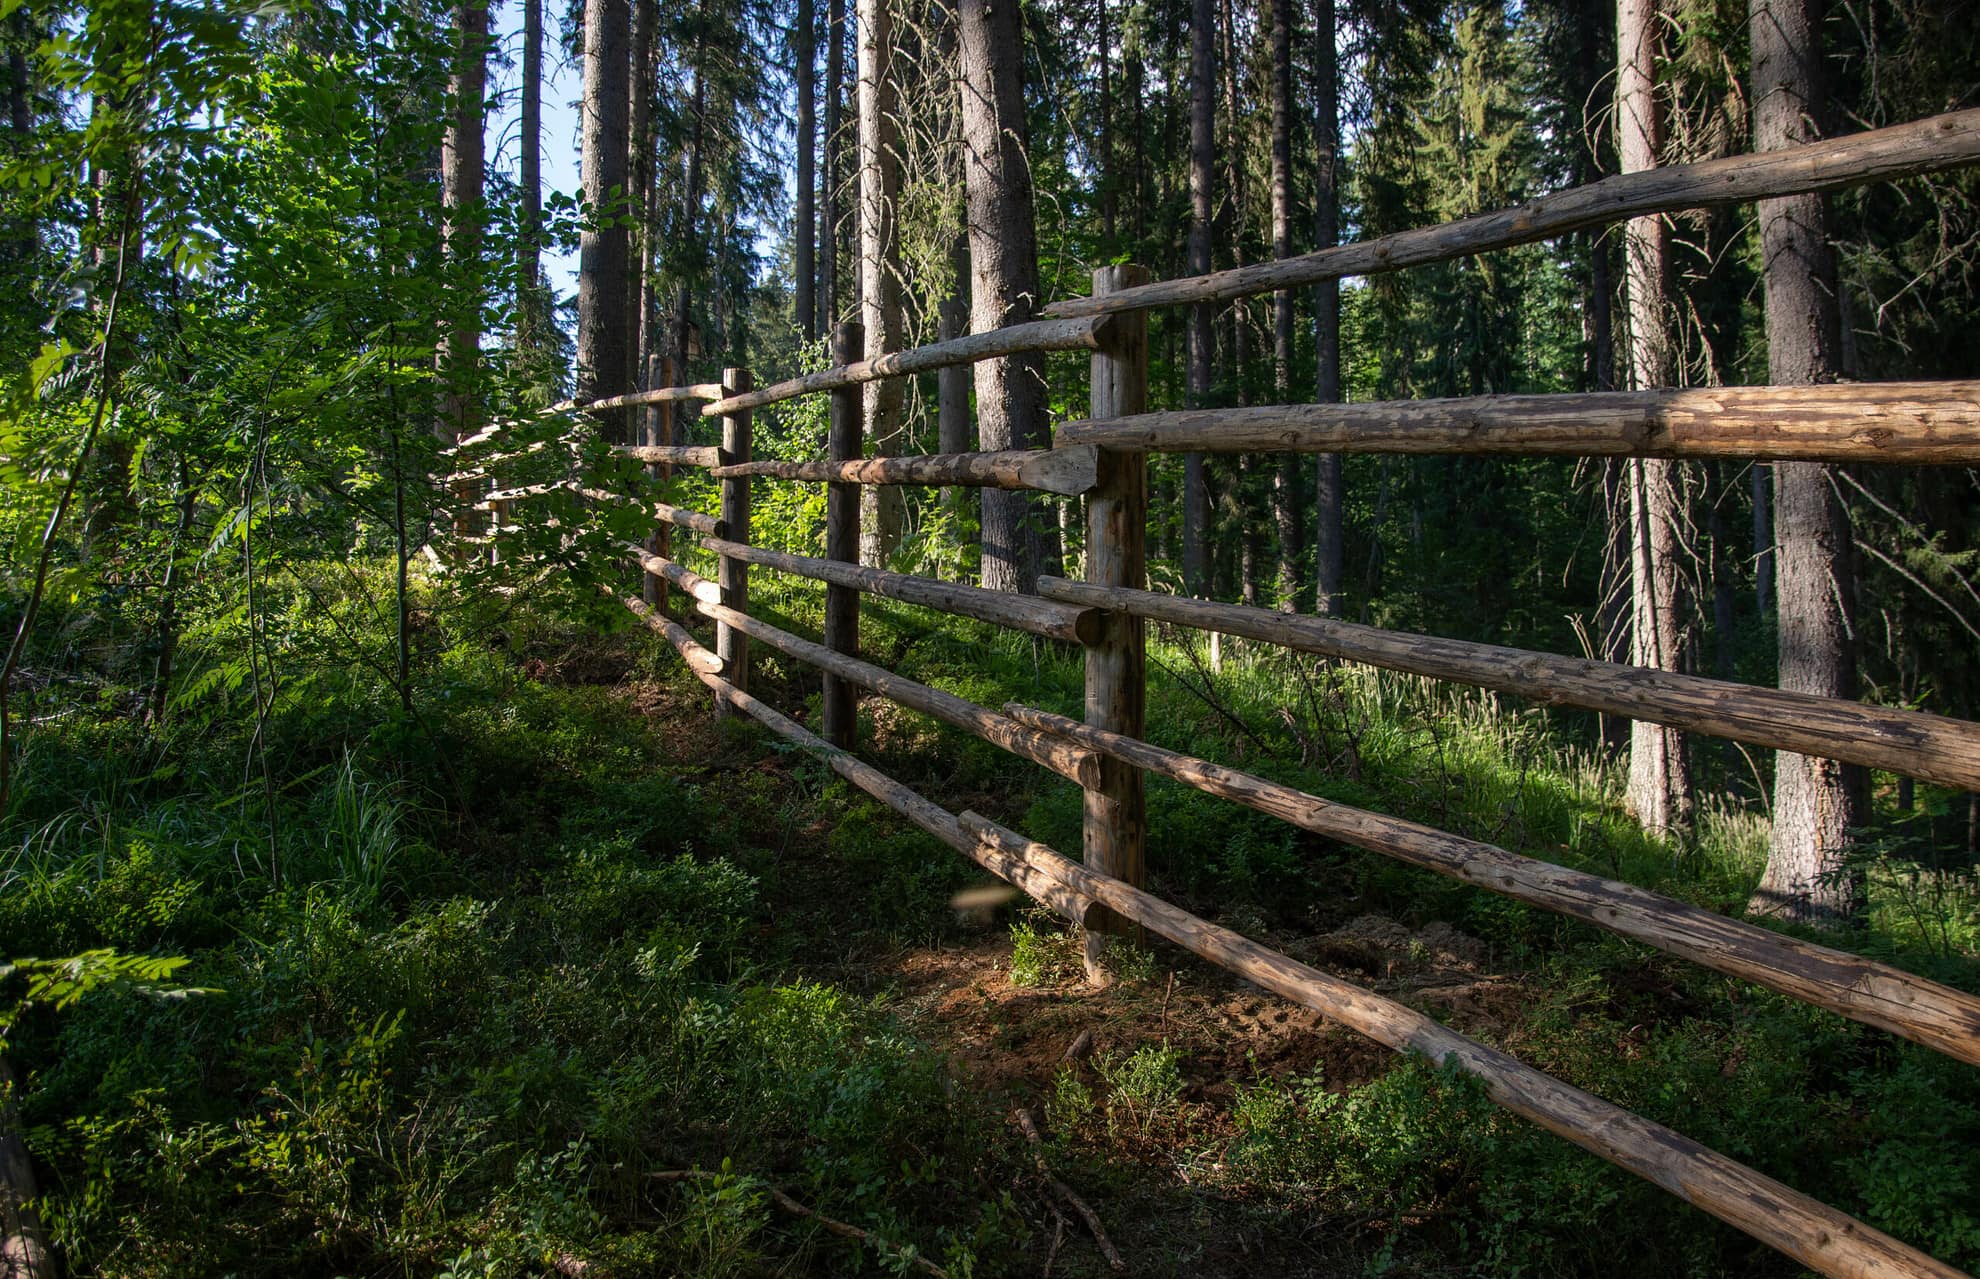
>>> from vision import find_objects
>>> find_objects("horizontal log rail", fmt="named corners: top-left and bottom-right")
top-left (698, 536), bottom-right (1103, 643)
top-left (577, 490), bottom-right (726, 537)
top-left (698, 314), bottom-right (1115, 418)
top-left (1044, 107), bottom-right (1980, 319)
top-left (1036, 577), bottom-right (1980, 793)
top-left (578, 382), bottom-right (729, 413)
top-left (618, 444), bottom-right (724, 467)
top-left (623, 545), bottom-right (723, 606)
top-left (1005, 703), bottom-right (1980, 1066)
top-left (956, 812), bottom-right (1966, 1279)
top-left (634, 560), bottom-right (1102, 788)
top-left (618, 591), bottom-right (725, 675)
top-left (481, 482), bottom-right (564, 504)
top-left (639, 605), bottom-right (1093, 922)
top-left (1057, 380), bottom-right (1980, 464)
top-left (709, 446), bottom-right (1100, 497)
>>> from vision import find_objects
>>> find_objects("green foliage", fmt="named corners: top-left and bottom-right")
top-left (1008, 912), bottom-right (1081, 988)
top-left (1096, 1041), bottom-right (1185, 1136)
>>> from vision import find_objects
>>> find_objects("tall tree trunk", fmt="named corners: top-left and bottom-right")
top-left (959, 0), bottom-right (1050, 592)
top-left (517, 0), bottom-right (545, 372)
top-left (796, 0), bottom-right (818, 342)
top-left (857, 0), bottom-right (905, 566)
top-left (822, 0), bottom-right (845, 335)
top-left (1097, 0), bottom-right (1116, 247)
top-left (1183, 0), bottom-right (1214, 598)
top-left (1748, 0), bottom-right (1866, 922)
top-left (627, 0), bottom-right (655, 406)
top-left (576, 0), bottom-right (631, 429)
top-left (939, 233), bottom-right (973, 542)
top-left (674, 58), bottom-right (707, 376)
top-left (1125, 15), bottom-right (1145, 248)
top-left (1618, 0), bottom-right (1691, 837)
top-left (1311, 0), bottom-right (1342, 616)
top-left (1221, 0), bottom-right (1259, 607)
top-left (1752, 463), bottom-right (1774, 615)
top-left (1268, 0), bottom-right (1300, 611)
top-left (437, 0), bottom-right (487, 444)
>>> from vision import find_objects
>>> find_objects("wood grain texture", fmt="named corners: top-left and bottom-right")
top-left (1005, 702), bottom-right (1980, 1067)
top-left (639, 609), bottom-right (1090, 923)
top-left (569, 381), bottom-right (727, 411)
top-left (574, 491), bottom-right (723, 537)
top-left (699, 314), bottom-right (1114, 417)
top-left (621, 546), bottom-right (722, 605)
top-left (1044, 108), bottom-right (1980, 318)
top-left (711, 446), bottom-right (1099, 496)
top-left (1080, 264), bottom-right (1150, 975)
top-left (698, 536), bottom-right (1102, 643)
top-left (954, 811), bottom-right (1968, 1279)
top-left (616, 592), bottom-right (725, 673)
top-left (618, 444), bottom-right (722, 467)
top-left (1036, 576), bottom-right (1980, 792)
top-left (1055, 380), bottom-right (1980, 464)
top-left (715, 368), bottom-right (752, 715)
top-left (679, 592), bottom-right (1103, 789)
top-left (823, 322), bottom-right (862, 748)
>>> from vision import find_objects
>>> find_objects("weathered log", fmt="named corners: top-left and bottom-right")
top-left (639, 604), bottom-right (1089, 923)
top-left (678, 592), bottom-right (1103, 789)
top-left (576, 490), bottom-right (724, 537)
top-left (622, 546), bottom-right (722, 606)
top-left (1, 1058), bottom-right (56, 1279)
top-left (1056, 380), bottom-right (1980, 464)
top-left (698, 536), bottom-right (1102, 643)
top-left (480, 481), bottom-right (565, 504)
top-left (823, 322), bottom-right (862, 748)
top-left (700, 314), bottom-right (1115, 417)
top-left (715, 368), bottom-right (752, 713)
top-left (1079, 264), bottom-right (1151, 979)
top-left (566, 381), bottom-right (728, 412)
top-left (616, 592), bottom-right (724, 673)
top-left (710, 446), bottom-right (1100, 497)
top-left (1036, 576), bottom-right (1980, 793)
top-left (1005, 702), bottom-right (1980, 1067)
top-left (1045, 108), bottom-right (1980, 318)
top-left (954, 812), bottom-right (1966, 1279)
top-left (617, 444), bottom-right (723, 467)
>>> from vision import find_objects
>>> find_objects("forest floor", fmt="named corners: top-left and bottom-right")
top-left (6, 570), bottom-right (1980, 1278)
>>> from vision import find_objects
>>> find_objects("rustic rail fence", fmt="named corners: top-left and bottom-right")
top-left (444, 107), bottom-right (1980, 1279)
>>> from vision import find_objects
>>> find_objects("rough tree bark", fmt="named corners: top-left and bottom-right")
top-left (1617, 0), bottom-right (1691, 838)
top-left (517, 0), bottom-right (545, 366)
top-left (1312, 0), bottom-right (1343, 616)
top-left (1747, 0), bottom-right (1867, 922)
top-left (1183, 0), bottom-right (1215, 598)
top-left (672, 52), bottom-right (707, 378)
top-left (939, 233), bottom-right (972, 533)
top-left (821, 0), bottom-right (846, 336)
top-left (576, 0), bottom-right (631, 428)
top-left (1269, 0), bottom-right (1300, 611)
top-left (437, 0), bottom-right (487, 444)
top-left (858, 0), bottom-right (906, 567)
top-left (627, 0), bottom-right (655, 407)
top-left (796, 0), bottom-right (817, 342)
top-left (959, 0), bottom-right (1051, 592)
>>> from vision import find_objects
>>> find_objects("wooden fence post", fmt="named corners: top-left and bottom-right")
top-left (1082, 264), bottom-right (1149, 983)
top-left (716, 366), bottom-right (753, 715)
top-left (644, 353), bottom-right (675, 609)
top-left (823, 321), bottom-right (863, 747)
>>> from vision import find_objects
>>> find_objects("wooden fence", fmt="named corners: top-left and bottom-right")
top-left (446, 107), bottom-right (1980, 1279)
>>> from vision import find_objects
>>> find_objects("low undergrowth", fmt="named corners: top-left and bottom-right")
top-left (4, 561), bottom-right (1979, 1276)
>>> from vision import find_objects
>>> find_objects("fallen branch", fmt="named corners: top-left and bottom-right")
top-left (1012, 1108), bottom-right (1127, 1274)
top-left (649, 1170), bottom-right (948, 1278)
